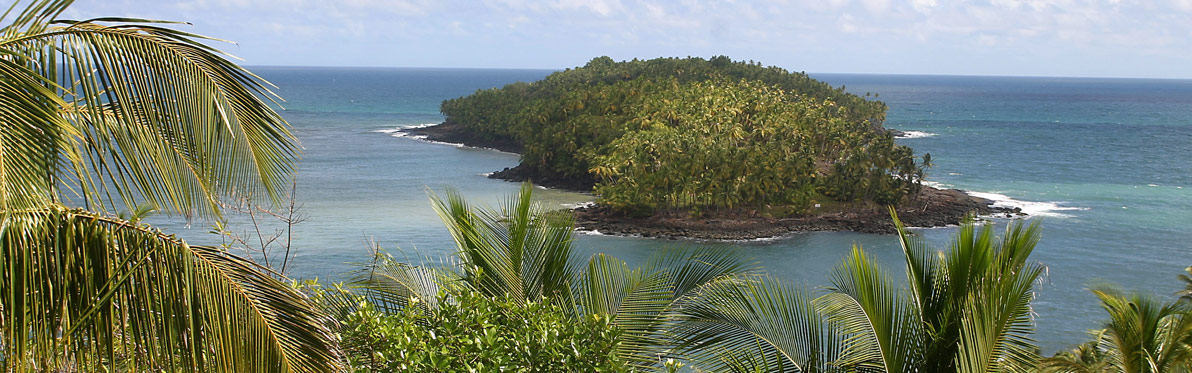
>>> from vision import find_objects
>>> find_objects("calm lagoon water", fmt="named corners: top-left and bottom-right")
top-left (149, 67), bottom-right (1192, 353)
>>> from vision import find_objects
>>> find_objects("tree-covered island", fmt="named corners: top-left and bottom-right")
top-left (411, 56), bottom-right (1017, 239)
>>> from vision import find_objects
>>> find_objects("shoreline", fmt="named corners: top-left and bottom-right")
top-left (402, 122), bottom-right (1024, 240)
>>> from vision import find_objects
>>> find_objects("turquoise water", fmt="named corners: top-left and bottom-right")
top-left (150, 67), bottom-right (1192, 353)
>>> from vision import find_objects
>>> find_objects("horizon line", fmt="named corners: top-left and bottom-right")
top-left (242, 64), bottom-right (1192, 82)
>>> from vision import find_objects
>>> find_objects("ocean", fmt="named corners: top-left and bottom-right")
top-left (148, 66), bottom-right (1192, 353)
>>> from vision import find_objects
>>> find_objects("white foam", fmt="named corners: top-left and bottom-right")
top-left (575, 229), bottom-right (607, 236)
top-left (563, 201), bottom-right (596, 209)
top-left (376, 124), bottom-right (466, 148)
top-left (405, 123), bottom-right (438, 130)
top-left (729, 234), bottom-right (788, 243)
top-left (966, 191), bottom-right (1088, 218)
top-left (896, 131), bottom-right (937, 139)
top-left (922, 180), bottom-right (954, 189)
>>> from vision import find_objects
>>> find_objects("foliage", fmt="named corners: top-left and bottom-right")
top-left (0, 1), bottom-right (336, 371)
top-left (430, 183), bottom-right (757, 368)
top-left (0, 0), bottom-right (297, 218)
top-left (669, 209), bottom-right (1046, 372)
top-left (822, 210), bottom-right (1044, 372)
top-left (431, 183), bottom-right (577, 306)
top-left (0, 207), bottom-right (339, 371)
top-left (308, 185), bottom-right (755, 370)
top-left (1042, 287), bottom-right (1192, 373)
top-left (336, 290), bottom-right (626, 372)
top-left (440, 56), bottom-right (925, 215)
top-left (1179, 266), bottom-right (1192, 302)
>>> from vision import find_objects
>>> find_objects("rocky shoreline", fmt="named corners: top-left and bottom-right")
top-left (403, 122), bottom-right (1024, 240)
top-left (573, 187), bottom-right (1022, 240)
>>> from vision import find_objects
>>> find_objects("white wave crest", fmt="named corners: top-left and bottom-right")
top-left (966, 191), bottom-right (1087, 218)
top-left (375, 124), bottom-right (465, 148)
top-left (896, 131), bottom-right (937, 139)
top-left (563, 201), bottom-right (596, 209)
top-left (575, 229), bottom-right (607, 236)
top-left (921, 180), bottom-right (954, 189)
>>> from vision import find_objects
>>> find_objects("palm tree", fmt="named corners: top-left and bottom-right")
top-left (1043, 287), bottom-right (1192, 373)
top-left (405, 184), bottom-right (754, 369)
top-left (1177, 266), bottom-right (1192, 302)
top-left (823, 210), bottom-right (1044, 372)
top-left (672, 209), bottom-right (1046, 372)
top-left (0, 1), bottom-right (338, 370)
top-left (1038, 334), bottom-right (1114, 373)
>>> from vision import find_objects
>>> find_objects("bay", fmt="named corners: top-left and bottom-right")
top-left (148, 66), bottom-right (1192, 353)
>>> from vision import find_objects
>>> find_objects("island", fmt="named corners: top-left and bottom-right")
top-left (407, 56), bottom-right (1019, 239)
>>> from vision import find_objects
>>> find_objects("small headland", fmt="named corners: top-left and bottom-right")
top-left (401, 122), bottom-right (1023, 240)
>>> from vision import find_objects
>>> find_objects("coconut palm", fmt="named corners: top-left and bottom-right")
top-left (0, 0), bottom-right (337, 371)
top-left (1051, 287), bottom-right (1192, 373)
top-left (672, 209), bottom-right (1046, 372)
top-left (422, 184), bottom-right (754, 368)
top-left (821, 210), bottom-right (1045, 372)
top-left (1177, 266), bottom-right (1192, 302)
top-left (1038, 333), bottom-right (1115, 373)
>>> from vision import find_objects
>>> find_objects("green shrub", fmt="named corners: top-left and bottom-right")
top-left (340, 290), bottom-right (628, 372)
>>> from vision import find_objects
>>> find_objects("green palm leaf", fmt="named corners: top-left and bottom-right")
top-left (430, 183), bottom-right (576, 305)
top-left (0, 0), bottom-right (297, 217)
top-left (0, 206), bottom-right (340, 371)
top-left (673, 274), bottom-right (839, 372)
top-left (821, 245), bottom-right (924, 373)
top-left (1092, 286), bottom-right (1192, 373)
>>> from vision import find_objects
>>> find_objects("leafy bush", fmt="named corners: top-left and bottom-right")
top-left (339, 290), bottom-right (627, 372)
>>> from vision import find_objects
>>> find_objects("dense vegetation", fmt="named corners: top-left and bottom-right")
top-left (441, 56), bottom-right (926, 215)
top-left (308, 186), bottom-right (1192, 372)
top-left (334, 290), bottom-right (624, 371)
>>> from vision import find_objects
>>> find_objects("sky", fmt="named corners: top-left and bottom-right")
top-left (64, 0), bottom-right (1192, 79)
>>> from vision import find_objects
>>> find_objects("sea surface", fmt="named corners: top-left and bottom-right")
top-left (149, 66), bottom-right (1192, 353)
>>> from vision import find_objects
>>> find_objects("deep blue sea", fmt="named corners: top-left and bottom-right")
top-left (150, 67), bottom-right (1192, 353)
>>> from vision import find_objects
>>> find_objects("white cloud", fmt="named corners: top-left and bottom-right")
top-left (910, 0), bottom-right (937, 13)
top-left (56, 0), bottom-right (1192, 77)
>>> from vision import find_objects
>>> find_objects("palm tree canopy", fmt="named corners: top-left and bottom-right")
top-left (0, 0), bottom-right (297, 218)
top-left (1091, 286), bottom-right (1192, 373)
top-left (0, 207), bottom-right (340, 371)
top-left (0, 1), bottom-right (338, 371)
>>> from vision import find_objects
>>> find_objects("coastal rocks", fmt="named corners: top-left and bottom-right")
top-left (404, 121), bottom-right (523, 154)
top-left (488, 165), bottom-right (597, 192)
top-left (573, 187), bottom-right (1023, 241)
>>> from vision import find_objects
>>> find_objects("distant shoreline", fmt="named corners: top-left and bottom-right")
top-left (402, 122), bottom-right (1023, 240)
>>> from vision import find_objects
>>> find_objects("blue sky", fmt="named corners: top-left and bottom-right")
top-left (66, 0), bottom-right (1192, 79)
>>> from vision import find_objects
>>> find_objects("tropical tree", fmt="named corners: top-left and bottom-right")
top-left (1038, 334), bottom-right (1115, 373)
top-left (0, 0), bottom-right (338, 370)
top-left (1042, 287), bottom-right (1192, 373)
top-left (671, 209), bottom-right (1046, 372)
top-left (315, 184), bottom-right (752, 370)
top-left (430, 183), bottom-right (755, 369)
top-left (822, 210), bottom-right (1044, 372)
top-left (1178, 266), bottom-right (1192, 302)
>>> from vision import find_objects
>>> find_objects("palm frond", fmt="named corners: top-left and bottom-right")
top-left (673, 274), bottom-right (838, 372)
top-left (350, 250), bottom-right (453, 314)
top-left (575, 252), bottom-right (674, 368)
top-left (429, 183), bottom-right (576, 304)
top-left (1093, 285), bottom-right (1192, 373)
top-left (0, 206), bottom-right (340, 372)
top-left (0, 1), bottom-right (298, 217)
top-left (821, 244), bottom-right (924, 373)
top-left (1038, 335), bottom-right (1114, 373)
